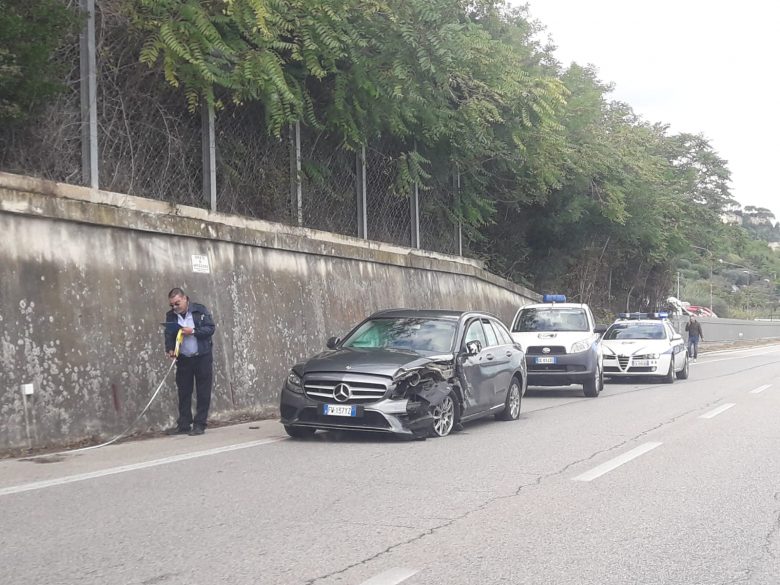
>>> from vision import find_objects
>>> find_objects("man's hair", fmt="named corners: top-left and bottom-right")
top-left (168, 287), bottom-right (186, 299)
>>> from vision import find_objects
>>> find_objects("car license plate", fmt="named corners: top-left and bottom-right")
top-left (322, 404), bottom-right (358, 417)
top-left (632, 359), bottom-right (652, 367)
top-left (534, 356), bottom-right (557, 364)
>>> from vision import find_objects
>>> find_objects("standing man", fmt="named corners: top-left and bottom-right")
top-left (685, 316), bottom-right (704, 361)
top-left (164, 288), bottom-right (216, 435)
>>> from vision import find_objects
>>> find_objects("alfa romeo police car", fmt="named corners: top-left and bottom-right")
top-left (510, 295), bottom-right (604, 397)
top-left (601, 313), bottom-right (689, 382)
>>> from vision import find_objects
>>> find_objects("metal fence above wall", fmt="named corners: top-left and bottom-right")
top-left (0, 0), bottom-right (467, 258)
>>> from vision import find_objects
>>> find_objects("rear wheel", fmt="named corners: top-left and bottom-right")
top-left (583, 364), bottom-right (603, 397)
top-left (496, 377), bottom-right (522, 421)
top-left (429, 392), bottom-right (458, 438)
top-left (284, 425), bottom-right (316, 439)
top-left (676, 353), bottom-right (690, 380)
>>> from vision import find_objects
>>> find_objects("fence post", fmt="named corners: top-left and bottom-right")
top-left (201, 100), bottom-right (217, 211)
top-left (411, 181), bottom-right (420, 249)
top-left (356, 145), bottom-right (368, 238)
top-left (289, 121), bottom-right (303, 226)
top-left (79, 0), bottom-right (98, 188)
top-left (455, 170), bottom-right (463, 256)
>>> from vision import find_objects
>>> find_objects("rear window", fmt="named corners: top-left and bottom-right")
top-left (604, 323), bottom-right (666, 340)
top-left (512, 308), bottom-right (589, 332)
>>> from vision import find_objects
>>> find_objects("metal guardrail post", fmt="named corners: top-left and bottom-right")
top-left (79, 0), bottom-right (98, 188)
top-left (201, 101), bottom-right (217, 211)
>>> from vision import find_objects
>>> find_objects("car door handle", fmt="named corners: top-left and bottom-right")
top-left (485, 353), bottom-right (494, 360)
top-left (505, 351), bottom-right (512, 357)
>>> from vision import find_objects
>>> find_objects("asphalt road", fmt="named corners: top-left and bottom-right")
top-left (1, 345), bottom-right (779, 585)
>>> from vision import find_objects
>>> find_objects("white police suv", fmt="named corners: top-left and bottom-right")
top-left (601, 313), bottom-right (689, 383)
top-left (510, 295), bottom-right (604, 397)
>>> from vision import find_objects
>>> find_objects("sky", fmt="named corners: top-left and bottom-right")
top-left (523, 1), bottom-right (780, 221)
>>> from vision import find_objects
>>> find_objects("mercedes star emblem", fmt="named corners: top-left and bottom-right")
top-left (333, 383), bottom-right (351, 403)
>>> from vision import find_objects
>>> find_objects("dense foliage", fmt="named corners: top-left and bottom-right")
top-left (0, 0), bottom-right (79, 123)
top-left (11, 0), bottom-right (780, 317)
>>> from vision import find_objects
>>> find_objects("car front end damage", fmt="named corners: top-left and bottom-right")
top-left (280, 357), bottom-right (457, 438)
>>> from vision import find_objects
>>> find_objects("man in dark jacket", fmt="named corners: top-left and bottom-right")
top-left (685, 316), bottom-right (704, 361)
top-left (164, 288), bottom-right (216, 435)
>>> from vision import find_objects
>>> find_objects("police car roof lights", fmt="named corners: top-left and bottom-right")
top-left (542, 294), bottom-right (567, 303)
top-left (617, 312), bottom-right (669, 320)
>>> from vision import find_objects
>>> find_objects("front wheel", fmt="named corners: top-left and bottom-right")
top-left (676, 353), bottom-right (690, 380)
top-left (496, 377), bottom-right (522, 421)
top-left (429, 392), bottom-right (458, 438)
top-left (663, 358), bottom-right (675, 384)
top-left (284, 425), bottom-right (316, 439)
top-left (583, 364), bottom-right (603, 397)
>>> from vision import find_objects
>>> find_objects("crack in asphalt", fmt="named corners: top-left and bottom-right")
top-left (304, 405), bottom-right (705, 585)
top-left (764, 491), bottom-right (780, 560)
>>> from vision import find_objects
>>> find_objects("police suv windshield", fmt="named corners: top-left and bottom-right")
top-left (604, 322), bottom-right (666, 340)
top-left (342, 317), bottom-right (457, 355)
top-left (512, 308), bottom-right (589, 332)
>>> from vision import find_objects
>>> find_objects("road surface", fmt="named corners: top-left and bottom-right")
top-left (1, 344), bottom-right (779, 585)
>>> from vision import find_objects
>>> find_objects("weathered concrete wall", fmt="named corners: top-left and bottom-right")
top-left (0, 172), bottom-right (539, 450)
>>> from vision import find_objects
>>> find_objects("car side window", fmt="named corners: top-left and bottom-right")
top-left (492, 320), bottom-right (514, 345)
top-left (464, 320), bottom-right (488, 349)
top-left (481, 319), bottom-right (499, 347)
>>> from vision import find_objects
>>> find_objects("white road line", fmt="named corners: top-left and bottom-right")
top-left (699, 403), bottom-right (736, 419)
top-left (359, 568), bottom-right (419, 585)
top-left (0, 437), bottom-right (286, 497)
top-left (749, 384), bottom-right (772, 394)
top-left (573, 442), bottom-right (662, 482)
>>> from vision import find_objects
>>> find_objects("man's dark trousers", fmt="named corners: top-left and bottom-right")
top-left (175, 353), bottom-right (213, 429)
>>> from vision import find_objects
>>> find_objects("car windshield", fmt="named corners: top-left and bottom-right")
top-left (341, 317), bottom-right (457, 355)
top-left (512, 308), bottom-right (589, 332)
top-left (604, 323), bottom-right (666, 340)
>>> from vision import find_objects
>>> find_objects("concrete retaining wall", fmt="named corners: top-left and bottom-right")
top-left (669, 316), bottom-right (780, 343)
top-left (0, 172), bottom-right (539, 450)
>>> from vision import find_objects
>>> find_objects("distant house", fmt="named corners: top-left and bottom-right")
top-left (721, 210), bottom-right (742, 225)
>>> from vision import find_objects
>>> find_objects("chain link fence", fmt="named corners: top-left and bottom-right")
top-left (0, 0), bottom-right (467, 256)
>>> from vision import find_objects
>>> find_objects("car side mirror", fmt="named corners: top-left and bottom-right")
top-left (465, 340), bottom-right (482, 356)
top-left (326, 336), bottom-right (341, 350)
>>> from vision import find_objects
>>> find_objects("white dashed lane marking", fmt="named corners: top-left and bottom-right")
top-left (699, 404), bottom-right (736, 419)
top-left (573, 442), bottom-right (663, 482)
top-left (359, 568), bottom-right (419, 585)
top-left (749, 384), bottom-right (772, 394)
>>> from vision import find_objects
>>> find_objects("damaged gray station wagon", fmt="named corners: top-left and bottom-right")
top-left (279, 309), bottom-right (527, 439)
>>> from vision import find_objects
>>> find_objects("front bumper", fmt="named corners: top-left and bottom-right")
top-left (279, 387), bottom-right (433, 437)
top-left (525, 350), bottom-right (599, 386)
top-left (603, 353), bottom-right (672, 377)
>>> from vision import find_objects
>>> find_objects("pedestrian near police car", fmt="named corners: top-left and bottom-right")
top-left (685, 316), bottom-right (704, 361)
top-left (164, 288), bottom-right (216, 435)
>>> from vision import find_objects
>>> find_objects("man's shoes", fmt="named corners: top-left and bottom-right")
top-left (188, 426), bottom-right (205, 436)
top-left (165, 426), bottom-right (190, 435)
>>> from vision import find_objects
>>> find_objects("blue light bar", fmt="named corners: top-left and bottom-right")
top-left (618, 312), bottom-right (669, 320)
top-left (542, 294), bottom-right (567, 303)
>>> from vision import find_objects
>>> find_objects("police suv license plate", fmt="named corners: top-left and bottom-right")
top-left (534, 356), bottom-right (557, 364)
top-left (322, 404), bottom-right (359, 417)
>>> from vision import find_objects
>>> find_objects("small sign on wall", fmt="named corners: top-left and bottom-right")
top-left (191, 254), bottom-right (211, 274)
